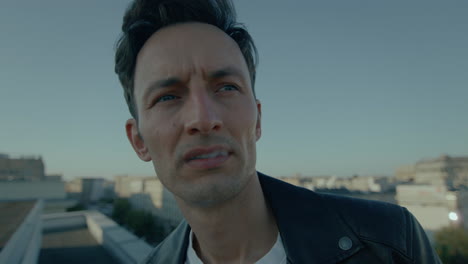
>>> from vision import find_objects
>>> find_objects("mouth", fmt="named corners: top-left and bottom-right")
top-left (184, 146), bottom-right (231, 169)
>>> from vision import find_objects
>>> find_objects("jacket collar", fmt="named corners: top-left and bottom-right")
top-left (156, 172), bottom-right (363, 264)
top-left (258, 172), bottom-right (364, 264)
top-left (147, 219), bottom-right (190, 264)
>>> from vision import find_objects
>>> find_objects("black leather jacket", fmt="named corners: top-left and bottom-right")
top-left (142, 173), bottom-right (442, 263)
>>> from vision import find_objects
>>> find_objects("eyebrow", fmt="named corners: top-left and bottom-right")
top-left (142, 77), bottom-right (182, 101)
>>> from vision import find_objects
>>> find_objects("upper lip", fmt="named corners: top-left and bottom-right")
top-left (183, 145), bottom-right (231, 161)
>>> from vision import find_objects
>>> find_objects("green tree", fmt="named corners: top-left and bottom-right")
top-left (111, 198), bottom-right (173, 245)
top-left (126, 210), bottom-right (149, 237)
top-left (112, 198), bottom-right (131, 224)
top-left (66, 203), bottom-right (86, 212)
top-left (434, 226), bottom-right (468, 264)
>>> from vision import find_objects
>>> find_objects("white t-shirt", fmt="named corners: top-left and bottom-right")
top-left (185, 230), bottom-right (287, 264)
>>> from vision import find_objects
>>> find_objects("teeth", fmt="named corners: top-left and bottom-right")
top-left (191, 151), bottom-right (227, 160)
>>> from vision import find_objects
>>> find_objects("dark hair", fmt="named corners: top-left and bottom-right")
top-left (114, 0), bottom-right (258, 119)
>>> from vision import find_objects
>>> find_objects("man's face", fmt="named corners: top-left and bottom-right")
top-left (127, 22), bottom-right (261, 207)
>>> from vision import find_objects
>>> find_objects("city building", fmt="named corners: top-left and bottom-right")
top-left (114, 175), bottom-right (147, 198)
top-left (65, 178), bottom-right (83, 200)
top-left (114, 175), bottom-right (183, 230)
top-left (0, 154), bottom-right (67, 202)
top-left (0, 153), bottom-right (72, 214)
top-left (393, 155), bottom-right (468, 232)
top-left (77, 178), bottom-right (115, 205)
top-left (396, 155), bottom-right (468, 188)
top-left (280, 175), bottom-right (395, 193)
top-left (396, 184), bottom-right (467, 230)
top-left (0, 154), bottom-right (45, 181)
top-left (81, 178), bottom-right (105, 204)
top-left (277, 175), bottom-right (397, 205)
top-left (43, 174), bottom-right (62, 181)
top-left (65, 178), bottom-right (82, 193)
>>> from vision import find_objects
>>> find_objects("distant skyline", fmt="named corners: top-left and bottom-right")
top-left (1, 0), bottom-right (467, 180)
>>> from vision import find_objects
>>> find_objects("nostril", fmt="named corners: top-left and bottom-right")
top-left (188, 127), bottom-right (199, 135)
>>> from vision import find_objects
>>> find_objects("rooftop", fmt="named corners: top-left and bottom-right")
top-left (0, 200), bottom-right (153, 264)
top-left (0, 201), bottom-right (35, 250)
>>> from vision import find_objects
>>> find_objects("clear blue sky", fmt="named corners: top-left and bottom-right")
top-left (1, 0), bottom-right (467, 180)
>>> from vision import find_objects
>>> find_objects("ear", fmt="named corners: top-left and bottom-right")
top-left (125, 118), bottom-right (152, 162)
top-left (255, 99), bottom-right (262, 141)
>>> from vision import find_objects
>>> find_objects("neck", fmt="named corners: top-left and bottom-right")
top-left (176, 173), bottom-right (278, 264)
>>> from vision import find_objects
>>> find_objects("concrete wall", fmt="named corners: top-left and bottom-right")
top-left (0, 200), bottom-right (43, 264)
top-left (397, 184), bottom-right (460, 230)
top-left (42, 199), bottom-right (79, 214)
top-left (403, 205), bottom-right (452, 230)
top-left (42, 211), bottom-right (87, 232)
top-left (396, 185), bottom-right (449, 205)
top-left (0, 181), bottom-right (66, 200)
top-left (86, 211), bottom-right (152, 264)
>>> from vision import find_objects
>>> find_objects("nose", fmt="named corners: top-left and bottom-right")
top-left (184, 92), bottom-right (222, 135)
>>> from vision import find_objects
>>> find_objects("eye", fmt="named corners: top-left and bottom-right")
top-left (217, 84), bottom-right (239, 92)
top-left (155, 94), bottom-right (178, 103)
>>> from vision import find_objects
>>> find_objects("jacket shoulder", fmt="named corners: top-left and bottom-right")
top-left (321, 194), bottom-right (407, 243)
top-left (319, 193), bottom-right (438, 262)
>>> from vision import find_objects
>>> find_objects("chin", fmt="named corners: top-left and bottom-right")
top-left (179, 171), bottom-right (248, 208)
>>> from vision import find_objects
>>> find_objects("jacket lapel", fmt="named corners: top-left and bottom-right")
top-left (258, 172), bottom-right (364, 264)
top-left (150, 220), bottom-right (191, 264)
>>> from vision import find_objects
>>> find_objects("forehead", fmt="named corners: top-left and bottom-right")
top-left (134, 22), bottom-right (249, 91)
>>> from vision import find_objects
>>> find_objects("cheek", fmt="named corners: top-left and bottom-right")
top-left (151, 129), bottom-right (171, 157)
top-left (229, 104), bottom-right (258, 139)
top-left (140, 122), bottom-right (165, 159)
top-left (141, 111), bottom-right (176, 148)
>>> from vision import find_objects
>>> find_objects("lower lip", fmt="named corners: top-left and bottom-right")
top-left (186, 154), bottom-right (230, 170)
